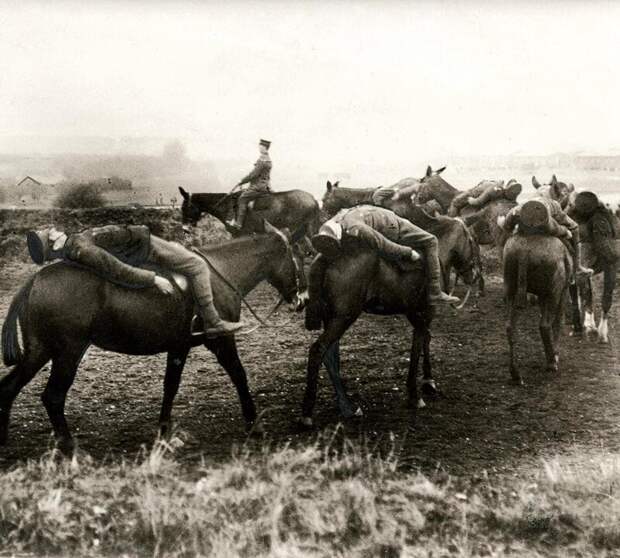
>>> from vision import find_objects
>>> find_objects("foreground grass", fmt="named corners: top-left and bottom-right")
top-left (0, 433), bottom-right (619, 557)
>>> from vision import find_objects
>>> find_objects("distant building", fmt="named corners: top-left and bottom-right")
top-left (17, 176), bottom-right (41, 189)
top-left (15, 175), bottom-right (53, 203)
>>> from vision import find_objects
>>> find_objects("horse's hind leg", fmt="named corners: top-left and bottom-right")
top-left (159, 347), bottom-right (190, 437)
top-left (41, 342), bottom-right (88, 454)
top-left (597, 264), bottom-right (616, 344)
top-left (538, 297), bottom-right (558, 373)
top-left (582, 277), bottom-right (596, 335)
top-left (0, 344), bottom-right (50, 445)
top-left (506, 297), bottom-right (521, 385)
top-left (205, 337), bottom-right (259, 433)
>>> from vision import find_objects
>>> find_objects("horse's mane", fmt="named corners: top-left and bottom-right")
top-left (407, 205), bottom-right (458, 236)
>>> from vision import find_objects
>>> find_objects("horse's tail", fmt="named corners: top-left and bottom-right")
top-left (515, 249), bottom-right (528, 309)
top-left (2, 276), bottom-right (35, 367)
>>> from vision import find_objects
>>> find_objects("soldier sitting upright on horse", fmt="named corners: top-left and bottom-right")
top-left (228, 139), bottom-right (272, 230)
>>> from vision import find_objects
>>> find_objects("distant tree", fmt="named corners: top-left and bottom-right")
top-left (162, 140), bottom-right (189, 171)
top-left (55, 183), bottom-right (105, 208)
top-left (0, 186), bottom-right (6, 204)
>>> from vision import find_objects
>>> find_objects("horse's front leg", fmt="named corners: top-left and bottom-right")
top-left (598, 264), bottom-right (616, 344)
top-left (159, 347), bottom-right (190, 437)
top-left (205, 337), bottom-right (260, 434)
top-left (323, 341), bottom-right (361, 419)
top-left (582, 276), bottom-right (596, 335)
top-left (301, 316), bottom-right (356, 428)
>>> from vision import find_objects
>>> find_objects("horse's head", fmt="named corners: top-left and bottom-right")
top-left (178, 187), bottom-right (202, 226)
top-left (532, 175), bottom-right (574, 209)
top-left (415, 165), bottom-right (450, 205)
top-left (260, 220), bottom-right (304, 305)
top-left (449, 218), bottom-right (482, 289)
top-left (321, 180), bottom-right (342, 217)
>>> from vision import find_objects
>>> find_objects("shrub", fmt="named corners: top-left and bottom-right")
top-left (55, 183), bottom-right (105, 209)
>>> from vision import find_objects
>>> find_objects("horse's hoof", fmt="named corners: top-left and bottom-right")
top-left (421, 380), bottom-right (440, 399)
top-left (598, 337), bottom-right (609, 345)
top-left (56, 437), bottom-right (75, 456)
top-left (246, 421), bottom-right (265, 437)
top-left (296, 416), bottom-right (314, 431)
top-left (341, 406), bottom-right (363, 419)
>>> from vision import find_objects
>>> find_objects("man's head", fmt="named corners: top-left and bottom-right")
top-left (503, 179), bottom-right (522, 201)
top-left (259, 138), bottom-right (271, 155)
top-left (571, 191), bottom-right (601, 222)
top-left (27, 226), bottom-right (67, 264)
top-left (311, 220), bottom-right (342, 259)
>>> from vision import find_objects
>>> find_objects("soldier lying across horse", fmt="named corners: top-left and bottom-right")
top-left (1, 146), bottom-right (618, 454)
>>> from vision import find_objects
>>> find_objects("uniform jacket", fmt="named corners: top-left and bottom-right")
top-left (503, 197), bottom-right (577, 236)
top-left (582, 210), bottom-right (618, 265)
top-left (62, 225), bottom-right (156, 288)
top-left (239, 153), bottom-right (272, 192)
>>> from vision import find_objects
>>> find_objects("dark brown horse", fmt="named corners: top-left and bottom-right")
top-left (321, 180), bottom-right (483, 295)
top-left (1, 224), bottom-right (301, 453)
top-left (300, 240), bottom-right (436, 427)
top-left (179, 187), bottom-right (320, 242)
top-left (503, 234), bottom-right (573, 384)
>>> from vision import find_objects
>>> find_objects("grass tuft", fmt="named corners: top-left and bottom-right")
top-left (0, 434), bottom-right (619, 556)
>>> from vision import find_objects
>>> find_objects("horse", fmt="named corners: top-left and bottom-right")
top-left (415, 168), bottom-right (523, 252)
top-left (503, 233), bottom-right (573, 384)
top-left (322, 180), bottom-right (483, 296)
top-left (300, 240), bottom-right (439, 428)
top-left (0, 223), bottom-right (302, 454)
top-left (178, 186), bottom-right (320, 248)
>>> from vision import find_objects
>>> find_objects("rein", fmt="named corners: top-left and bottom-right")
top-left (191, 246), bottom-right (296, 330)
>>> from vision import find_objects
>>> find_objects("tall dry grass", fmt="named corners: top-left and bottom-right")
top-left (0, 431), bottom-right (619, 557)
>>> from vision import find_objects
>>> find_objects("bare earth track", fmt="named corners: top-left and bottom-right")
top-left (0, 260), bottom-right (618, 477)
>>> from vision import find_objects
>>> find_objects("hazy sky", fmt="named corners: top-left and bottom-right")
top-left (1, 0), bottom-right (619, 166)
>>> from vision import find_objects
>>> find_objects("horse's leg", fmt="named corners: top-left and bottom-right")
top-left (569, 282), bottom-right (582, 334)
top-left (0, 344), bottom-right (50, 445)
top-left (159, 347), bottom-right (191, 437)
top-left (406, 323), bottom-right (425, 416)
top-left (597, 264), bottom-right (616, 344)
top-left (301, 316), bottom-right (356, 427)
top-left (323, 341), bottom-right (360, 418)
top-left (41, 342), bottom-right (89, 454)
top-left (506, 297), bottom-right (521, 385)
top-left (538, 297), bottom-right (558, 373)
top-left (582, 276), bottom-right (596, 335)
top-left (420, 324), bottom-right (440, 399)
top-left (205, 337), bottom-right (259, 432)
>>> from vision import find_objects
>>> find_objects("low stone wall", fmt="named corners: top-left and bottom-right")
top-left (0, 207), bottom-right (227, 261)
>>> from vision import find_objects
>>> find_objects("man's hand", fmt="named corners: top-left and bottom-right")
top-left (563, 228), bottom-right (572, 240)
top-left (497, 215), bottom-right (506, 228)
top-left (154, 275), bottom-right (174, 295)
top-left (410, 249), bottom-right (421, 262)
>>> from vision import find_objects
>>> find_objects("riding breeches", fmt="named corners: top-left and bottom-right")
top-left (344, 221), bottom-right (443, 296)
top-left (147, 235), bottom-right (215, 308)
top-left (237, 189), bottom-right (267, 225)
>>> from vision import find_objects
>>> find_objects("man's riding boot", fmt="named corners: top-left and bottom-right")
top-left (194, 299), bottom-right (244, 338)
top-left (570, 233), bottom-right (593, 282)
top-left (305, 254), bottom-right (329, 331)
top-left (425, 240), bottom-right (460, 306)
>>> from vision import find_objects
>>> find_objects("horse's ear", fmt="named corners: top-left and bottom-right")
top-left (568, 182), bottom-right (575, 192)
top-left (550, 175), bottom-right (558, 186)
top-left (435, 166), bottom-right (446, 175)
top-left (179, 187), bottom-right (190, 200)
top-left (326, 181), bottom-right (332, 191)
top-left (532, 176), bottom-right (542, 189)
top-left (425, 165), bottom-right (432, 178)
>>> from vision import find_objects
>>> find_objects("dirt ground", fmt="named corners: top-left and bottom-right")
top-left (0, 259), bottom-right (618, 477)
